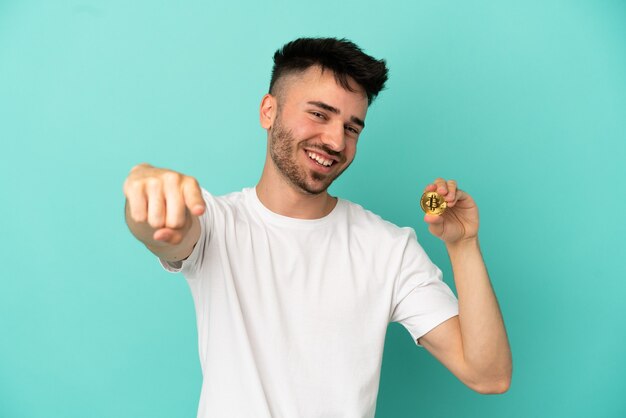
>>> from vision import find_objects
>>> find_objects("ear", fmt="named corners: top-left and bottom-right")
top-left (259, 94), bottom-right (276, 130)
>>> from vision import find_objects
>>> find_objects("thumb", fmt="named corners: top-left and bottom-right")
top-left (424, 214), bottom-right (444, 238)
top-left (152, 227), bottom-right (185, 245)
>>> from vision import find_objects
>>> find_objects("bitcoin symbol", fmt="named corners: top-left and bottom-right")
top-left (427, 195), bottom-right (440, 210)
top-left (420, 191), bottom-right (447, 215)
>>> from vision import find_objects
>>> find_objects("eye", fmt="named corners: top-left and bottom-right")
top-left (345, 125), bottom-right (360, 135)
top-left (310, 111), bottom-right (326, 120)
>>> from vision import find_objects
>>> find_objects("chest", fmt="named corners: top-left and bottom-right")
top-left (206, 220), bottom-right (397, 327)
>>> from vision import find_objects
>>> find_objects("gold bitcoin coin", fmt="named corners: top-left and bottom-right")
top-left (420, 191), bottom-right (447, 216)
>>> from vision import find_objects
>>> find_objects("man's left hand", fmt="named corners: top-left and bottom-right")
top-left (423, 178), bottom-right (479, 244)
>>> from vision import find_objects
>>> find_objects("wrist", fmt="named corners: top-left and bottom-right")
top-left (445, 236), bottom-right (480, 253)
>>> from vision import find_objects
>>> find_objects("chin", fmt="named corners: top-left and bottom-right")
top-left (298, 183), bottom-right (329, 196)
top-left (296, 177), bottom-right (334, 195)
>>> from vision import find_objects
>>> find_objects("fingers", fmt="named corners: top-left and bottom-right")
top-left (146, 178), bottom-right (166, 228)
top-left (124, 178), bottom-right (147, 222)
top-left (182, 177), bottom-right (206, 216)
top-left (163, 174), bottom-right (186, 229)
top-left (124, 164), bottom-right (204, 233)
top-left (426, 178), bottom-right (460, 208)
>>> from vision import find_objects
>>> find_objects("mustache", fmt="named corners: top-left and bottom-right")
top-left (303, 143), bottom-right (344, 160)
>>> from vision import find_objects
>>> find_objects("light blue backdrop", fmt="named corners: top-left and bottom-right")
top-left (1, 1), bottom-right (625, 417)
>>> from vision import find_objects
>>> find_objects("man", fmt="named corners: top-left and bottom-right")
top-left (124, 37), bottom-right (512, 418)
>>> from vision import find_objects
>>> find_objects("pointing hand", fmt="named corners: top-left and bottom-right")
top-left (123, 163), bottom-right (205, 246)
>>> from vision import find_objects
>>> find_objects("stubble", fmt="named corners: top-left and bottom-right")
top-left (269, 114), bottom-right (349, 195)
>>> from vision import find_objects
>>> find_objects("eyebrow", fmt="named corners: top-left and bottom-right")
top-left (307, 101), bottom-right (365, 129)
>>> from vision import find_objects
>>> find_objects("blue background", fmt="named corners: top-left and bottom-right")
top-left (1, 1), bottom-right (625, 417)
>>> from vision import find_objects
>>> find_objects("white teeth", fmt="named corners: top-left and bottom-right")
top-left (307, 151), bottom-right (333, 167)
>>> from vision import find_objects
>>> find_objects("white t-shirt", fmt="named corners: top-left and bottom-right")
top-left (161, 187), bottom-right (458, 418)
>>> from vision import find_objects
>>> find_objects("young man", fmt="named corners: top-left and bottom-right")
top-left (124, 38), bottom-right (512, 418)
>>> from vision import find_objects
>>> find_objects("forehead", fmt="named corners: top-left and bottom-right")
top-left (278, 66), bottom-right (368, 113)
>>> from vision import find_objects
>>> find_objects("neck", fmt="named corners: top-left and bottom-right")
top-left (256, 163), bottom-right (337, 220)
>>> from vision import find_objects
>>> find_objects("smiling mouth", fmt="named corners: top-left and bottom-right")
top-left (306, 150), bottom-right (335, 167)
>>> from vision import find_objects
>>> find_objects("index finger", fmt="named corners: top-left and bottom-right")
top-left (182, 178), bottom-right (206, 216)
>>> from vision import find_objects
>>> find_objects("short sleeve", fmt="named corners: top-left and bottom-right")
top-left (389, 230), bottom-right (459, 346)
top-left (158, 189), bottom-right (213, 276)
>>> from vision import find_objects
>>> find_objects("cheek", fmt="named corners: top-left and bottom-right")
top-left (293, 119), bottom-right (320, 138)
top-left (345, 140), bottom-right (358, 159)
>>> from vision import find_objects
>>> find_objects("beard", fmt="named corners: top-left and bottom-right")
top-left (269, 114), bottom-right (350, 195)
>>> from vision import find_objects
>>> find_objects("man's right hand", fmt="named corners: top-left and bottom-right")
top-left (123, 163), bottom-right (205, 260)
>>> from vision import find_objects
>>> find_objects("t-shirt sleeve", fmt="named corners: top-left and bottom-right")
top-left (389, 229), bottom-right (459, 346)
top-left (158, 188), bottom-right (212, 276)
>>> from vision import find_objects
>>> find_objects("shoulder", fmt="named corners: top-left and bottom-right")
top-left (340, 198), bottom-right (416, 243)
top-left (200, 187), bottom-right (249, 209)
top-left (195, 188), bottom-right (253, 228)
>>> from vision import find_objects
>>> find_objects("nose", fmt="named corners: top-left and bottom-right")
top-left (320, 122), bottom-right (346, 153)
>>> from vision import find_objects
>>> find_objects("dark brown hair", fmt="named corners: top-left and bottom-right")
top-left (269, 37), bottom-right (389, 105)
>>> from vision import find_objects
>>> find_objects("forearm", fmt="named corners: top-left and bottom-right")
top-left (446, 238), bottom-right (512, 384)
